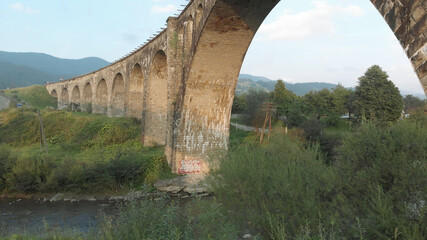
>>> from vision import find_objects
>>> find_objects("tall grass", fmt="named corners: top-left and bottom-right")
top-left (99, 197), bottom-right (238, 240)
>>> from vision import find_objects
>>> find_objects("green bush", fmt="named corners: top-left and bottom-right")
top-left (211, 131), bottom-right (336, 236)
top-left (301, 117), bottom-right (325, 140)
top-left (0, 144), bottom-right (16, 190)
top-left (5, 153), bottom-right (53, 192)
top-left (334, 120), bottom-right (427, 239)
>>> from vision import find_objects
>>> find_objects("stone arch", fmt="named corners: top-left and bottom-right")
top-left (195, 4), bottom-right (203, 26)
top-left (59, 88), bottom-right (69, 110)
top-left (71, 86), bottom-right (81, 112)
top-left (111, 73), bottom-right (125, 117)
top-left (127, 64), bottom-right (144, 118)
top-left (171, 0), bottom-right (427, 174)
top-left (50, 89), bottom-right (58, 98)
top-left (95, 79), bottom-right (108, 115)
top-left (145, 50), bottom-right (168, 145)
top-left (82, 82), bottom-right (93, 113)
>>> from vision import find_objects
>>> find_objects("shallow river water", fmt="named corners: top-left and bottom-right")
top-left (0, 198), bottom-right (121, 236)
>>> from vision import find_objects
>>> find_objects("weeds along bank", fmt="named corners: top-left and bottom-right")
top-left (0, 106), bottom-right (169, 194)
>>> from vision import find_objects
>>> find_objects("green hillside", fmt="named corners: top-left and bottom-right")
top-left (2, 85), bottom-right (57, 110)
top-left (0, 62), bottom-right (59, 89)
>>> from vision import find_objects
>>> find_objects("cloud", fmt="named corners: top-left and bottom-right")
top-left (258, 1), bottom-right (364, 41)
top-left (151, 4), bottom-right (178, 13)
top-left (9, 2), bottom-right (39, 14)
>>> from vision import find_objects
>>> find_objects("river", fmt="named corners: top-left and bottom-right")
top-left (0, 198), bottom-right (121, 236)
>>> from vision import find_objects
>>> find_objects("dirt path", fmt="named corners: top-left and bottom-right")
top-left (230, 122), bottom-right (269, 132)
top-left (0, 94), bottom-right (10, 111)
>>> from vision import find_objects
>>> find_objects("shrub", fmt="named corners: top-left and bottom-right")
top-left (211, 130), bottom-right (336, 236)
top-left (5, 153), bottom-right (53, 192)
top-left (0, 144), bottom-right (16, 190)
top-left (301, 117), bottom-right (325, 140)
top-left (335, 120), bottom-right (427, 239)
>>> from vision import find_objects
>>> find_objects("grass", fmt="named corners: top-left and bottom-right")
top-left (0, 104), bottom-right (170, 194)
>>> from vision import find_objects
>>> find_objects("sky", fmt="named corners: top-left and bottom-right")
top-left (0, 0), bottom-right (424, 96)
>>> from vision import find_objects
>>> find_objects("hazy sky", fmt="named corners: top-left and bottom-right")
top-left (0, 0), bottom-right (424, 96)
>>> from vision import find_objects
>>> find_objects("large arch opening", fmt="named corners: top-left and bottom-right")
top-left (50, 89), bottom-right (58, 109)
top-left (50, 89), bottom-right (58, 99)
top-left (111, 73), bottom-right (125, 117)
top-left (171, 0), bottom-right (427, 173)
top-left (82, 82), bottom-right (93, 113)
top-left (71, 86), bottom-right (81, 112)
top-left (127, 64), bottom-right (144, 119)
top-left (95, 79), bottom-right (108, 115)
top-left (59, 88), bottom-right (69, 110)
top-left (144, 50), bottom-right (168, 145)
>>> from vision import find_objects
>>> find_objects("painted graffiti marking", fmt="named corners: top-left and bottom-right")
top-left (179, 159), bottom-right (202, 174)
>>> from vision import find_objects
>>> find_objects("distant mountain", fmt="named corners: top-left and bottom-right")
top-left (239, 74), bottom-right (273, 82)
top-left (0, 51), bottom-right (110, 76)
top-left (0, 51), bottom-right (110, 89)
top-left (237, 74), bottom-right (337, 96)
top-left (0, 61), bottom-right (58, 89)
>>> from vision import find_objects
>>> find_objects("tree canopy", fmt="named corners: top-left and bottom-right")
top-left (271, 79), bottom-right (296, 116)
top-left (354, 65), bottom-right (403, 122)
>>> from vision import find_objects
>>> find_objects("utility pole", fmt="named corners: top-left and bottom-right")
top-left (259, 102), bottom-right (274, 143)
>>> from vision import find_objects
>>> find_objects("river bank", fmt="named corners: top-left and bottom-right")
top-left (0, 174), bottom-right (210, 203)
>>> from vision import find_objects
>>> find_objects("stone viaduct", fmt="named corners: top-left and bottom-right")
top-left (46, 0), bottom-right (427, 174)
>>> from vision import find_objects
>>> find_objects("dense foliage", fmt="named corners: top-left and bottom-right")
top-left (354, 65), bottom-right (403, 122)
top-left (0, 106), bottom-right (170, 193)
top-left (212, 119), bottom-right (426, 239)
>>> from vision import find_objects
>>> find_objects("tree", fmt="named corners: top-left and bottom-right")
top-left (354, 65), bottom-right (403, 122)
top-left (231, 94), bottom-right (246, 114)
top-left (303, 89), bottom-right (334, 118)
top-left (403, 94), bottom-right (425, 113)
top-left (271, 80), bottom-right (296, 116)
top-left (243, 88), bottom-right (270, 126)
top-left (331, 84), bottom-right (352, 115)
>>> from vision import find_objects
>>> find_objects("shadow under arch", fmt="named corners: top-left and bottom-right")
top-left (94, 79), bottom-right (108, 115)
top-left (127, 64), bottom-right (144, 119)
top-left (71, 86), bottom-right (81, 112)
top-left (82, 82), bottom-right (93, 113)
top-left (144, 50), bottom-right (168, 145)
top-left (111, 73), bottom-right (125, 117)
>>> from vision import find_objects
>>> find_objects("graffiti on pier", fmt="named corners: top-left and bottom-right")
top-left (179, 159), bottom-right (202, 174)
